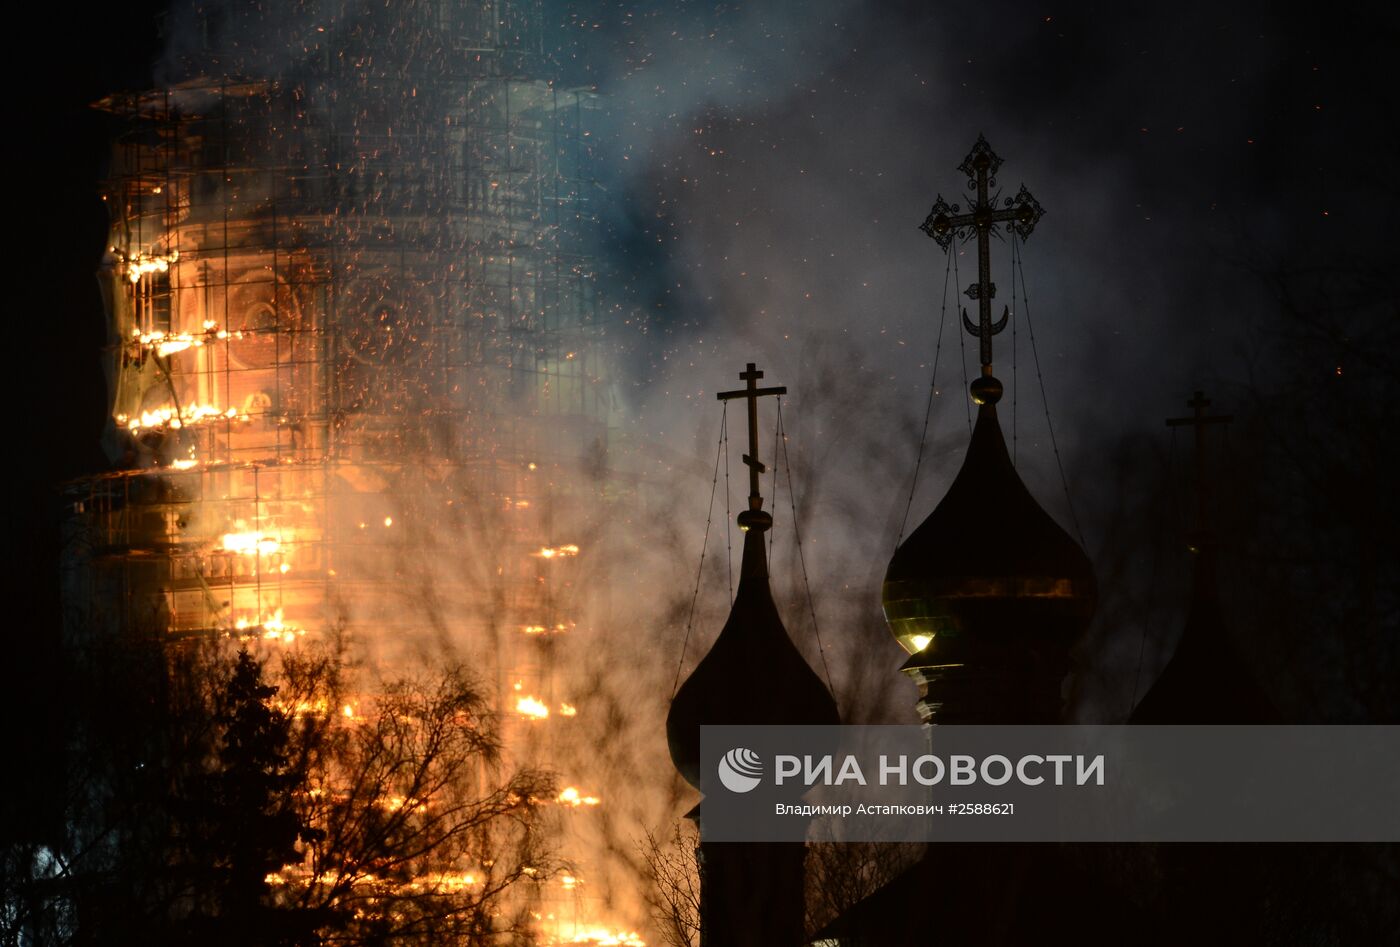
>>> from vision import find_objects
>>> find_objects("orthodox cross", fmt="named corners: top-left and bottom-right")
top-left (920, 135), bottom-right (1046, 376)
top-left (717, 362), bottom-right (786, 513)
top-left (1166, 390), bottom-right (1233, 539)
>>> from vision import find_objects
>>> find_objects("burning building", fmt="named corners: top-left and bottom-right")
top-left (64, 0), bottom-right (615, 697)
top-left (61, 0), bottom-right (632, 941)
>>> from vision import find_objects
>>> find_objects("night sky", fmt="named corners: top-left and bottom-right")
top-left (5, 5), bottom-right (1398, 942)
top-left (13, 0), bottom-right (1399, 743)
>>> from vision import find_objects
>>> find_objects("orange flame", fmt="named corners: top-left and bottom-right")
top-left (532, 544), bottom-right (580, 559)
top-left (121, 248), bottom-right (178, 283)
top-left (515, 696), bottom-right (550, 719)
top-left (117, 403), bottom-right (248, 434)
top-left (556, 786), bottom-right (600, 807)
top-left (222, 530), bottom-right (282, 556)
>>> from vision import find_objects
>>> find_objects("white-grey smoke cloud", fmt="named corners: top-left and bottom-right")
top-left (579, 0), bottom-right (1391, 735)
top-left (139, 1), bottom-right (1345, 938)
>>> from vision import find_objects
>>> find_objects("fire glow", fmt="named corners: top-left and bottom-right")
top-left (131, 321), bottom-right (243, 357)
top-left (68, 4), bottom-right (641, 940)
top-left (231, 608), bottom-right (302, 643)
top-left (515, 695), bottom-right (551, 719)
top-left (556, 786), bottom-right (600, 807)
top-left (379, 794), bottom-right (429, 813)
top-left (121, 248), bottom-right (179, 283)
top-left (543, 926), bottom-right (646, 947)
top-left (117, 403), bottom-right (248, 434)
top-left (522, 622), bottom-right (574, 636)
top-left (222, 530), bottom-right (282, 556)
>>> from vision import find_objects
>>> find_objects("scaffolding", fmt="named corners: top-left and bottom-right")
top-left (69, 27), bottom-right (614, 610)
top-left (62, 4), bottom-right (627, 938)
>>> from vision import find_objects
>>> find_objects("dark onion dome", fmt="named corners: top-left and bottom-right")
top-left (667, 514), bottom-right (840, 788)
top-left (882, 381), bottom-right (1095, 676)
top-left (1130, 540), bottom-right (1277, 723)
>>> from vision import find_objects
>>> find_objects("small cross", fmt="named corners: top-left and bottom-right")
top-left (716, 362), bottom-right (786, 512)
top-left (920, 135), bottom-right (1045, 376)
top-left (1166, 390), bottom-right (1233, 537)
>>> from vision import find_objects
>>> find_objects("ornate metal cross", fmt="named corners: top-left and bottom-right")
top-left (717, 362), bottom-right (786, 512)
top-left (920, 135), bottom-right (1045, 376)
top-left (1166, 390), bottom-right (1233, 538)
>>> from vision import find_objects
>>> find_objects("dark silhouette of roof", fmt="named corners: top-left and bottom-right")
top-left (1130, 541), bottom-right (1278, 724)
top-left (823, 386), bottom-right (1114, 943)
top-left (883, 396), bottom-right (1095, 671)
top-left (667, 524), bottom-right (839, 788)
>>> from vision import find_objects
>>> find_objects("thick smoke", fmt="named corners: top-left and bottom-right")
top-left (559, 0), bottom-right (1393, 726)
top-left (139, 1), bottom-right (1396, 939)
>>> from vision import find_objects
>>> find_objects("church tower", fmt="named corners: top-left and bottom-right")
top-left (666, 363), bottom-right (839, 947)
top-left (1130, 390), bottom-right (1277, 723)
top-left (882, 137), bottom-right (1096, 726)
top-left (815, 139), bottom-right (1113, 946)
top-left (61, 3), bottom-right (628, 937)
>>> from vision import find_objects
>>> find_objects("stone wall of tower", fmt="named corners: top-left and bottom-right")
top-left (61, 0), bottom-right (619, 766)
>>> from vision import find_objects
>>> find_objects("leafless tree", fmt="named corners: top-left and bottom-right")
top-left (804, 838), bottom-right (922, 938)
top-left (3, 634), bottom-right (560, 946)
top-left (270, 652), bottom-right (560, 944)
top-left (638, 820), bottom-right (920, 947)
top-left (638, 823), bottom-right (701, 947)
